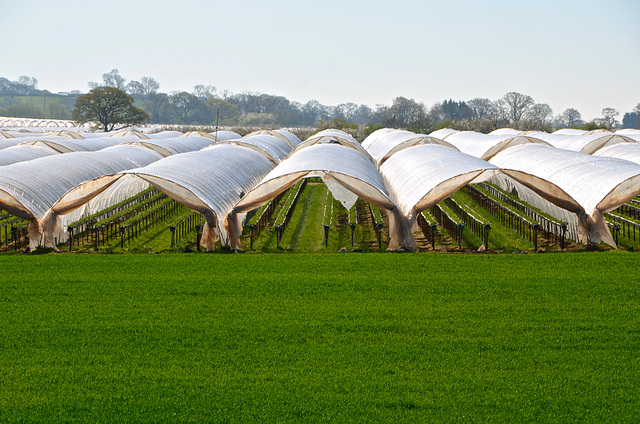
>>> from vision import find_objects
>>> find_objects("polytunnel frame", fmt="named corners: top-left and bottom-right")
top-left (45, 144), bottom-right (277, 251)
top-left (229, 144), bottom-right (417, 251)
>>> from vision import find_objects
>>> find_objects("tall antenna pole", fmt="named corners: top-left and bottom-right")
top-left (215, 108), bottom-right (220, 141)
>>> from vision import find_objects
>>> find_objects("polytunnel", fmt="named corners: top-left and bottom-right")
top-left (180, 131), bottom-right (218, 141)
top-left (290, 129), bottom-right (370, 158)
top-left (364, 129), bottom-right (458, 166)
top-left (18, 137), bottom-right (123, 153)
top-left (45, 144), bottom-right (277, 251)
top-left (489, 128), bottom-right (523, 136)
top-left (526, 132), bottom-right (637, 154)
top-left (0, 144), bottom-right (59, 166)
top-left (118, 144), bottom-right (275, 250)
top-left (217, 134), bottom-right (293, 164)
top-left (108, 130), bottom-right (150, 139)
top-left (361, 128), bottom-right (397, 150)
top-left (45, 130), bottom-right (84, 139)
top-left (0, 145), bottom-right (165, 249)
top-left (593, 143), bottom-right (640, 165)
top-left (0, 139), bottom-right (23, 149)
top-left (443, 131), bottom-right (550, 160)
top-left (489, 144), bottom-right (640, 246)
top-left (380, 144), bottom-right (498, 248)
top-left (230, 143), bottom-right (416, 250)
top-left (0, 131), bottom-right (16, 139)
top-left (120, 136), bottom-right (215, 157)
top-left (245, 129), bottom-right (301, 147)
top-left (428, 128), bottom-right (458, 140)
top-left (209, 130), bottom-right (242, 141)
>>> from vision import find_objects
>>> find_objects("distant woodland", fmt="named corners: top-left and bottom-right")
top-left (1, 70), bottom-right (638, 134)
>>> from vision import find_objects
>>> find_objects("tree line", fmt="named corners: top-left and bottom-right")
top-left (1, 70), bottom-right (639, 133)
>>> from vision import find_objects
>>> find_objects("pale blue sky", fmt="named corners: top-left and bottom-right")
top-left (2, 0), bottom-right (639, 121)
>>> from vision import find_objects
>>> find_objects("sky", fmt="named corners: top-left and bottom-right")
top-left (1, 0), bottom-right (639, 121)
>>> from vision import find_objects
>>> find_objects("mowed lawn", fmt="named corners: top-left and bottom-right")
top-left (0, 252), bottom-right (638, 423)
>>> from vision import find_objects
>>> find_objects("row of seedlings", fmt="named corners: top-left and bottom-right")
top-left (169, 212), bottom-right (205, 249)
top-left (431, 202), bottom-right (466, 248)
top-left (273, 179), bottom-right (308, 248)
top-left (348, 203), bottom-right (358, 247)
top-left (246, 190), bottom-right (287, 249)
top-left (0, 211), bottom-right (29, 250)
top-left (417, 210), bottom-right (439, 250)
top-left (322, 189), bottom-right (334, 248)
top-left (465, 184), bottom-right (567, 250)
top-left (473, 183), bottom-right (569, 244)
top-left (67, 187), bottom-right (162, 249)
top-left (118, 198), bottom-right (186, 249)
top-left (368, 204), bottom-right (385, 249)
top-left (443, 197), bottom-right (491, 248)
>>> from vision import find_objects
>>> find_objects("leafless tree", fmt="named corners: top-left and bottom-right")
top-left (498, 92), bottom-right (534, 123)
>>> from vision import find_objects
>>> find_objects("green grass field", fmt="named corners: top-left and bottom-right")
top-left (1, 252), bottom-right (638, 423)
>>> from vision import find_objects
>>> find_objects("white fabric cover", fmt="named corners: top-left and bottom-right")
top-left (428, 128), bottom-right (459, 140)
top-left (380, 144), bottom-right (498, 247)
top-left (291, 129), bottom-right (370, 158)
top-left (444, 132), bottom-right (550, 160)
top-left (121, 136), bottom-right (215, 157)
top-left (120, 144), bottom-right (276, 251)
top-left (594, 143), bottom-right (640, 164)
top-left (527, 132), bottom-right (637, 154)
top-left (0, 145), bottom-right (59, 166)
top-left (0, 145), bottom-right (164, 248)
top-left (232, 144), bottom-right (413, 250)
top-left (365, 129), bottom-right (458, 166)
top-left (490, 144), bottom-right (640, 246)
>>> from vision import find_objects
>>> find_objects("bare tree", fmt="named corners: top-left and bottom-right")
top-left (140, 77), bottom-right (160, 96)
top-left (193, 85), bottom-right (217, 100)
top-left (599, 107), bottom-right (620, 130)
top-left (498, 92), bottom-right (534, 123)
top-left (526, 103), bottom-right (553, 123)
top-left (557, 108), bottom-right (583, 128)
top-left (467, 98), bottom-right (496, 120)
top-left (102, 69), bottom-right (126, 90)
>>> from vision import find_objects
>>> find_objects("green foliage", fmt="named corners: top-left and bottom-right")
top-left (0, 253), bottom-right (638, 422)
top-left (581, 120), bottom-right (610, 131)
top-left (72, 86), bottom-right (149, 132)
top-left (365, 123), bottom-right (385, 136)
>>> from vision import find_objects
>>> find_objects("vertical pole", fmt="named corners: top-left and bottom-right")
top-left (68, 226), bottom-right (74, 252)
top-left (458, 223), bottom-right (464, 249)
top-left (431, 224), bottom-right (437, 250)
top-left (249, 224), bottom-right (255, 250)
top-left (350, 224), bottom-right (356, 247)
top-left (170, 226), bottom-right (176, 248)
top-left (533, 224), bottom-right (539, 251)
top-left (195, 225), bottom-right (201, 252)
top-left (324, 225), bottom-right (330, 249)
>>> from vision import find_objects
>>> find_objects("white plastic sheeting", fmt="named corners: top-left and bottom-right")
top-left (118, 144), bottom-right (275, 250)
top-left (245, 129), bottom-right (301, 147)
top-left (381, 144), bottom-right (498, 248)
top-left (526, 132), bottom-right (637, 154)
top-left (443, 131), bottom-right (550, 160)
top-left (0, 131), bottom-right (16, 139)
top-left (428, 128), bottom-right (458, 140)
top-left (108, 130), bottom-right (150, 139)
top-left (364, 129), bottom-right (458, 166)
top-left (361, 128), bottom-right (396, 150)
top-left (18, 137), bottom-right (123, 153)
top-left (290, 129), bottom-right (370, 158)
top-left (231, 143), bottom-right (412, 249)
top-left (490, 144), bottom-right (640, 246)
top-left (593, 143), bottom-right (640, 165)
top-left (0, 145), bottom-right (59, 166)
top-left (0, 145), bottom-right (164, 249)
top-left (121, 136), bottom-right (215, 157)
top-left (216, 134), bottom-right (293, 164)
top-left (0, 139), bottom-right (25, 150)
top-left (210, 130), bottom-right (242, 141)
